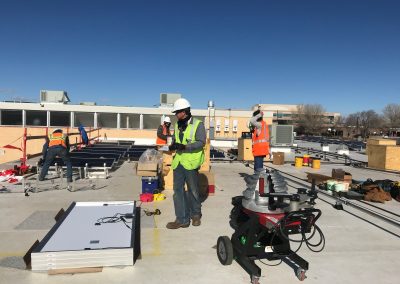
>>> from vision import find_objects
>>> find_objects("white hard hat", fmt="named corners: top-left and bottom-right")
top-left (172, 98), bottom-right (191, 113)
top-left (163, 116), bottom-right (171, 123)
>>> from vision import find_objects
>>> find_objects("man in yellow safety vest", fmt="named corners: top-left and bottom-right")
top-left (166, 98), bottom-right (206, 229)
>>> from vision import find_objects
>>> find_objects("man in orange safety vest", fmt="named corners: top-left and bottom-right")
top-left (249, 110), bottom-right (270, 173)
top-left (156, 116), bottom-right (172, 145)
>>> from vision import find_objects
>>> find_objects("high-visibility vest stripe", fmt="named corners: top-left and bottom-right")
top-left (48, 133), bottom-right (67, 148)
top-left (171, 118), bottom-right (205, 170)
top-left (252, 120), bottom-right (269, 156)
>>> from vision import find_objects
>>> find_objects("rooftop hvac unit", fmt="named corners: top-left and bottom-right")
top-left (40, 90), bottom-right (70, 104)
top-left (160, 93), bottom-right (182, 105)
top-left (270, 124), bottom-right (294, 146)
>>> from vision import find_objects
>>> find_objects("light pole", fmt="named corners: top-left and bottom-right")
top-left (208, 100), bottom-right (215, 139)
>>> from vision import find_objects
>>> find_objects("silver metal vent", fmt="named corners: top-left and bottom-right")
top-left (270, 125), bottom-right (294, 146)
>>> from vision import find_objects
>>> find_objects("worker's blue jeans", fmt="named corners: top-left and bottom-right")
top-left (39, 146), bottom-right (73, 182)
top-left (173, 164), bottom-right (202, 225)
top-left (254, 156), bottom-right (265, 173)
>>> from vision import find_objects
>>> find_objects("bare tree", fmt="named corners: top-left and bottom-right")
top-left (343, 113), bottom-right (359, 138)
top-left (358, 110), bottom-right (382, 138)
top-left (345, 113), bottom-right (358, 127)
top-left (383, 103), bottom-right (400, 129)
top-left (344, 110), bottom-right (385, 138)
top-left (296, 104), bottom-right (326, 135)
top-left (332, 115), bottom-right (345, 137)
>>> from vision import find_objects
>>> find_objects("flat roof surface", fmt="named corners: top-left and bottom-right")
top-left (0, 159), bottom-right (399, 283)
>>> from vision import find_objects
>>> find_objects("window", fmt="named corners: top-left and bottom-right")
top-left (97, 113), bottom-right (117, 128)
top-left (50, 111), bottom-right (70, 127)
top-left (273, 113), bottom-right (292, 118)
top-left (26, 110), bottom-right (47, 126)
top-left (74, 112), bottom-right (94, 127)
top-left (143, 114), bottom-right (162, 129)
top-left (1, 110), bottom-right (22, 125)
top-left (120, 114), bottom-right (140, 129)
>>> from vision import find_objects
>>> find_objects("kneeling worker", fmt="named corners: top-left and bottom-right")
top-left (166, 98), bottom-right (206, 229)
top-left (39, 129), bottom-right (73, 185)
top-left (156, 116), bottom-right (172, 145)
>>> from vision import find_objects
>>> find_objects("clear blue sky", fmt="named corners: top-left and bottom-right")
top-left (0, 0), bottom-right (399, 115)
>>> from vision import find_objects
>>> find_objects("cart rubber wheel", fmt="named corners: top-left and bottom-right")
top-left (217, 236), bottom-right (233, 265)
top-left (296, 268), bottom-right (307, 281)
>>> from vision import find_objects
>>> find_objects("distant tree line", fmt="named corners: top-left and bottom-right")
top-left (294, 103), bottom-right (400, 138)
top-left (295, 104), bottom-right (326, 135)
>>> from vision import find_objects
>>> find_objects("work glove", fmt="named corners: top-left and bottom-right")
top-left (168, 144), bottom-right (177, 151)
top-left (169, 143), bottom-right (186, 151)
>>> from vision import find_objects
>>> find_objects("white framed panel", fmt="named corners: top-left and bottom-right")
top-left (31, 201), bottom-right (138, 271)
top-left (224, 119), bottom-right (230, 132)
top-left (216, 119), bottom-right (221, 132)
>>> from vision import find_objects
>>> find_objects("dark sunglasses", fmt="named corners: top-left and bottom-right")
top-left (174, 109), bottom-right (185, 115)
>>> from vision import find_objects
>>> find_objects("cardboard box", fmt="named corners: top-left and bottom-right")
top-left (162, 168), bottom-right (174, 190)
top-left (137, 170), bottom-right (158, 177)
top-left (306, 172), bottom-right (332, 184)
top-left (161, 165), bottom-right (170, 176)
top-left (137, 162), bottom-right (158, 176)
top-left (332, 168), bottom-right (352, 184)
top-left (162, 151), bottom-right (173, 165)
top-left (163, 169), bottom-right (215, 195)
top-left (199, 139), bottom-right (211, 172)
top-left (272, 152), bottom-right (284, 165)
top-left (137, 162), bottom-right (158, 171)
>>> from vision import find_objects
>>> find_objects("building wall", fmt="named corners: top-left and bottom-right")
top-left (208, 115), bottom-right (271, 139)
top-left (0, 102), bottom-right (274, 164)
top-left (0, 126), bottom-right (159, 164)
top-left (0, 127), bottom-right (85, 164)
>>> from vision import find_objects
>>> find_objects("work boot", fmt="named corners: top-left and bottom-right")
top-left (66, 182), bottom-right (74, 192)
top-left (192, 216), bottom-right (201, 227)
top-left (166, 220), bottom-right (190, 229)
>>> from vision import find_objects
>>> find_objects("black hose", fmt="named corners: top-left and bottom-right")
top-left (269, 221), bottom-right (303, 256)
top-left (303, 222), bottom-right (317, 241)
top-left (304, 224), bottom-right (325, 252)
top-left (268, 209), bottom-right (326, 255)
